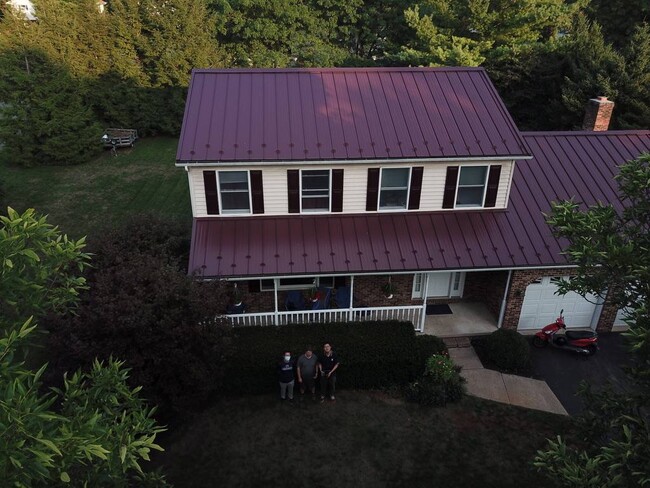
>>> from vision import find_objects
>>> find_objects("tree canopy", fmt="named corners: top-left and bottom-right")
top-left (0, 208), bottom-right (168, 486)
top-left (536, 154), bottom-right (650, 487)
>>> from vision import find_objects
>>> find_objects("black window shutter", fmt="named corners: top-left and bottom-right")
top-left (287, 170), bottom-right (300, 213)
top-left (484, 165), bottom-right (502, 208)
top-left (408, 166), bottom-right (424, 210)
top-left (203, 170), bottom-right (220, 215)
top-left (248, 280), bottom-right (261, 293)
top-left (331, 169), bottom-right (344, 212)
top-left (442, 166), bottom-right (459, 209)
top-left (250, 170), bottom-right (265, 214)
top-left (366, 168), bottom-right (380, 211)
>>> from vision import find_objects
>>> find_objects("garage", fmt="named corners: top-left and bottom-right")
top-left (518, 276), bottom-right (602, 330)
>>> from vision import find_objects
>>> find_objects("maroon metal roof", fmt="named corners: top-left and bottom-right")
top-left (177, 67), bottom-right (531, 162)
top-left (188, 131), bottom-right (650, 278)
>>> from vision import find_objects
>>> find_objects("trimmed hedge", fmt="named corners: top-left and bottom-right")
top-left (483, 329), bottom-right (531, 373)
top-left (223, 321), bottom-right (446, 394)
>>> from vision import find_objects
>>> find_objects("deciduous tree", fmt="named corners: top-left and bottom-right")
top-left (535, 154), bottom-right (650, 487)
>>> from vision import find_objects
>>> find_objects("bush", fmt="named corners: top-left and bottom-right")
top-left (47, 216), bottom-right (229, 413)
top-left (406, 354), bottom-right (465, 406)
top-left (484, 329), bottom-right (531, 373)
top-left (223, 321), bottom-right (445, 394)
top-left (414, 334), bottom-right (447, 368)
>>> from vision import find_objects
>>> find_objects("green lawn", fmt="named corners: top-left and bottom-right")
top-left (155, 391), bottom-right (570, 488)
top-left (0, 138), bottom-right (191, 239)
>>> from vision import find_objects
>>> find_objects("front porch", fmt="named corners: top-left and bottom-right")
top-left (222, 271), bottom-right (509, 335)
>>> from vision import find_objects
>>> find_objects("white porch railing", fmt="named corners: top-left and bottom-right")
top-left (226, 305), bottom-right (424, 331)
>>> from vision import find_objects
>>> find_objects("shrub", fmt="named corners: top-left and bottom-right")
top-left (46, 216), bottom-right (228, 413)
top-left (484, 329), bottom-right (531, 373)
top-left (223, 321), bottom-right (443, 394)
top-left (406, 354), bottom-right (465, 406)
top-left (414, 334), bottom-right (447, 372)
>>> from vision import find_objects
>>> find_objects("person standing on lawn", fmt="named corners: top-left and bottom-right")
top-left (297, 346), bottom-right (319, 400)
top-left (278, 351), bottom-right (295, 401)
top-left (319, 343), bottom-right (339, 402)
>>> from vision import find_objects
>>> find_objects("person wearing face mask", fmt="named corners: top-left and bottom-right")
top-left (278, 351), bottom-right (295, 401)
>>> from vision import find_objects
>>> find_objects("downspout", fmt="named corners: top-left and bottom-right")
top-left (274, 278), bottom-right (279, 326)
top-left (497, 270), bottom-right (513, 329)
top-left (349, 275), bottom-right (355, 322)
top-left (420, 273), bottom-right (430, 333)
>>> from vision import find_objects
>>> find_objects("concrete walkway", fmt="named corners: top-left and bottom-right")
top-left (448, 345), bottom-right (568, 416)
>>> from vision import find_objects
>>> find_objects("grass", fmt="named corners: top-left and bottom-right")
top-left (154, 391), bottom-right (571, 488)
top-left (0, 138), bottom-right (191, 239)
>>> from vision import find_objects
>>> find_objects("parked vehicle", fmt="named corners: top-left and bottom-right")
top-left (532, 310), bottom-right (599, 356)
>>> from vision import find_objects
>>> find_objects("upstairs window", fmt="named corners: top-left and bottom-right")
top-left (455, 166), bottom-right (488, 207)
top-left (219, 171), bottom-right (250, 214)
top-left (301, 170), bottom-right (330, 212)
top-left (379, 168), bottom-right (410, 210)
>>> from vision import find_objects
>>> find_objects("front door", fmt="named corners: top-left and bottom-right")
top-left (426, 272), bottom-right (452, 297)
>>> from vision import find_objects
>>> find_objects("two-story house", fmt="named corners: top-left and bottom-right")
top-left (176, 67), bottom-right (650, 336)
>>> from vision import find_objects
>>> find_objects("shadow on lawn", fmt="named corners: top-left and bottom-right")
top-left (153, 391), bottom-right (572, 488)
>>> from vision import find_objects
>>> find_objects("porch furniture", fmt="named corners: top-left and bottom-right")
top-left (311, 287), bottom-right (332, 310)
top-left (334, 285), bottom-right (350, 308)
top-left (285, 290), bottom-right (306, 311)
top-left (226, 302), bottom-right (247, 314)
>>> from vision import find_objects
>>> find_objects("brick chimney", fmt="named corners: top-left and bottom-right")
top-left (582, 96), bottom-right (614, 131)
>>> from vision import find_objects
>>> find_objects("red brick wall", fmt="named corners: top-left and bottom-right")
top-left (463, 271), bottom-right (509, 320)
top-left (352, 274), bottom-right (419, 307)
top-left (595, 288), bottom-right (619, 333)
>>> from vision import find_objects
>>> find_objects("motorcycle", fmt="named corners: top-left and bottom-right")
top-left (532, 310), bottom-right (598, 356)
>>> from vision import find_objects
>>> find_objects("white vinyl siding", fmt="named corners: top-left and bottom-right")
top-left (187, 160), bottom-right (514, 217)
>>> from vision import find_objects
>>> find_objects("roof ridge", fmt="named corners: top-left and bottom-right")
top-left (192, 67), bottom-right (486, 74)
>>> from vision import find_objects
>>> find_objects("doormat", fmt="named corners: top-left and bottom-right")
top-left (426, 304), bottom-right (453, 315)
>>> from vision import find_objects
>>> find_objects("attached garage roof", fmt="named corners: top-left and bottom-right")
top-left (188, 131), bottom-right (650, 278)
top-left (177, 67), bottom-right (531, 163)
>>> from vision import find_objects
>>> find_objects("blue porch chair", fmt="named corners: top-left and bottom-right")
top-left (285, 290), bottom-right (306, 311)
top-left (335, 285), bottom-right (351, 309)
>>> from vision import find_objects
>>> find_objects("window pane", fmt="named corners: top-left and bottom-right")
top-left (302, 196), bottom-right (329, 210)
top-left (456, 187), bottom-right (484, 206)
top-left (302, 170), bottom-right (329, 190)
top-left (459, 166), bottom-right (487, 186)
top-left (381, 168), bottom-right (409, 188)
top-left (219, 171), bottom-right (249, 191)
top-left (280, 277), bottom-right (314, 287)
top-left (379, 189), bottom-right (408, 208)
top-left (260, 279), bottom-right (274, 290)
top-left (221, 192), bottom-right (250, 211)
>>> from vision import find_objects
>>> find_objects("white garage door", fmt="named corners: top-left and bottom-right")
top-left (518, 276), bottom-right (601, 330)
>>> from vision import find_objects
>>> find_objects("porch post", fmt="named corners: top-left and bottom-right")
top-left (497, 270), bottom-right (513, 328)
top-left (274, 278), bottom-right (279, 326)
top-left (349, 275), bottom-right (355, 322)
top-left (420, 273), bottom-right (430, 332)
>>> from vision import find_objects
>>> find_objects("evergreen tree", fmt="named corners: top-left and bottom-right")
top-left (587, 0), bottom-right (650, 48)
top-left (211, 0), bottom-right (352, 67)
top-left (399, 0), bottom-right (584, 67)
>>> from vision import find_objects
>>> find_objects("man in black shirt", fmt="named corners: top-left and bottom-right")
top-left (319, 343), bottom-right (339, 402)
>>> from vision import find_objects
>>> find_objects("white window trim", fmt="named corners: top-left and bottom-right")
top-left (299, 169), bottom-right (332, 214)
top-left (412, 273), bottom-right (423, 299)
top-left (378, 167), bottom-right (412, 212)
top-left (453, 164), bottom-right (490, 209)
top-left (259, 276), bottom-right (340, 291)
top-left (217, 170), bottom-right (252, 215)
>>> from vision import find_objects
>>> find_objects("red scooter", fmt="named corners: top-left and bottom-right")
top-left (532, 310), bottom-right (599, 356)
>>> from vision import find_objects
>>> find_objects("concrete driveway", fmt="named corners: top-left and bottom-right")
top-left (529, 333), bottom-right (632, 415)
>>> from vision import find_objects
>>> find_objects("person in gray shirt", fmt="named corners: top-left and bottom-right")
top-left (296, 346), bottom-right (319, 400)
